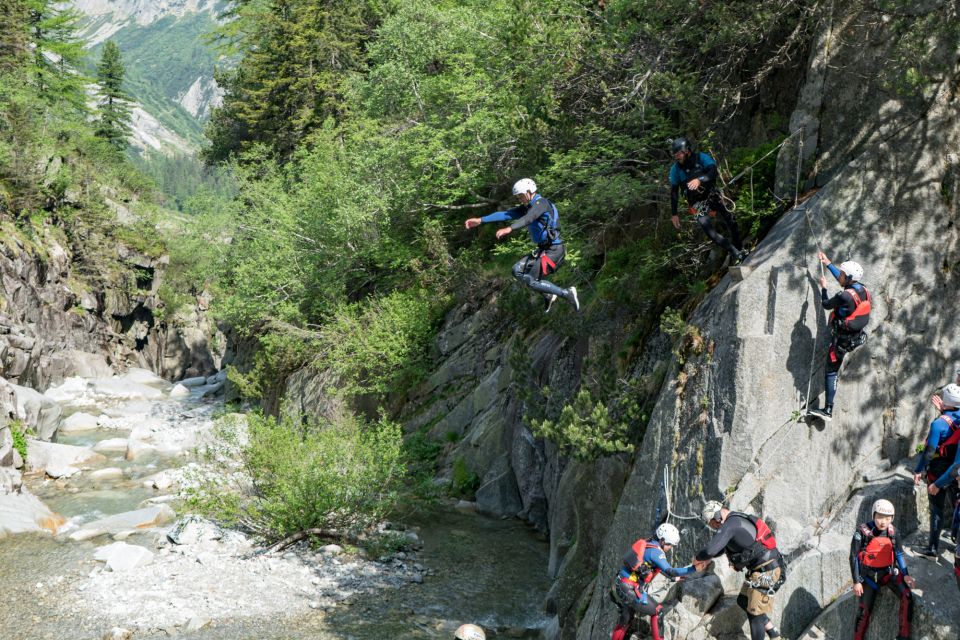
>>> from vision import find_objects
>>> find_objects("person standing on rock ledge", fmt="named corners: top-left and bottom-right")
top-left (692, 502), bottom-right (785, 640)
top-left (464, 178), bottom-right (579, 313)
top-left (806, 251), bottom-right (870, 422)
top-left (668, 137), bottom-right (748, 264)
top-left (912, 383), bottom-right (960, 559)
top-left (849, 498), bottom-right (914, 640)
top-left (609, 522), bottom-right (697, 640)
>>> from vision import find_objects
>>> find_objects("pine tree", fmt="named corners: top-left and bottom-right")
top-left (0, 1), bottom-right (29, 73)
top-left (205, 0), bottom-right (374, 163)
top-left (95, 41), bottom-right (132, 153)
top-left (25, 0), bottom-right (87, 110)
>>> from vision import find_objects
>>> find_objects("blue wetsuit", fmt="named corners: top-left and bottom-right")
top-left (480, 194), bottom-right (569, 300)
top-left (612, 539), bottom-right (695, 640)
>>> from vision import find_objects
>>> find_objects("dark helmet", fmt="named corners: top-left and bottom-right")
top-left (671, 137), bottom-right (691, 154)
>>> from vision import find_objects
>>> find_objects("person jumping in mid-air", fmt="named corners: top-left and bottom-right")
top-left (806, 251), bottom-right (871, 421)
top-left (668, 137), bottom-right (747, 264)
top-left (465, 179), bottom-right (579, 313)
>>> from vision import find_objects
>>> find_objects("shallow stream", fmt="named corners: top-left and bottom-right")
top-left (0, 375), bottom-right (550, 639)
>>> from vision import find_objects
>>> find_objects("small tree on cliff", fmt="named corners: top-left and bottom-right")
top-left (95, 41), bottom-right (131, 153)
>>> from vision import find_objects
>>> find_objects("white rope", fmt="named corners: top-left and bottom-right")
top-left (663, 465), bottom-right (702, 522)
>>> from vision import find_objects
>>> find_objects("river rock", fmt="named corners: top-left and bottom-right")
top-left (94, 541), bottom-right (155, 572)
top-left (89, 467), bottom-right (124, 481)
top-left (0, 466), bottom-right (22, 493)
top-left (143, 471), bottom-right (173, 491)
top-left (45, 463), bottom-right (80, 479)
top-left (27, 440), bottom-right (104, 473)
top-left (206, 370), bottom-right (227, 385)
top-left (125, 440), bottom-right (155, 460)
top-left (11, 383), bottom-right (63, 441)
top-left (169, 383), bottom-right (190, 398)
top-left (680, 574), bottom-right (723, 617)
top-left (167, 516), bottom-right (222, 546)
top-left (43, 376), bottom-right (92, 403)
top-left (93, 438), bottom-right (129, 453)
top-left (0, 490), bottom-right (65, 535)
top-left (59, 411), bottom-right (100, 433)
top-left (69, 504), bottom-right (176, 541)
top-left (92, 378), bottom-right (164, 401)
top-left (178, 376), bottom-right (207, 388)
top-left (320, 544), bottom-right (343, 556)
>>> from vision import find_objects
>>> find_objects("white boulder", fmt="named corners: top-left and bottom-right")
top-left (93, 541), bottom-right (154, 572)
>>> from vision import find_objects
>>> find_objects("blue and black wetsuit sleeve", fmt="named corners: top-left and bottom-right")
top-left (820, 264), bottom-right (848, 308)
top-left (509, 198), bottom-right (551, 231)
top-left (481, 206), bottom-right (523, 224)
top-left (914, 418), bottom-right (946, 474)
top-left (648, 548), bottom-right (696, 578)
top-left (893, 532), bottom-right (908, 575)
top-left (696, 153), bottom-right (719, 186)
top-left (850, 529), bottom-right (864, 583)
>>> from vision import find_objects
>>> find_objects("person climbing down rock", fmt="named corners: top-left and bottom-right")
top-left (464, 178), bottom-right (579, 313)
top-left (850, 498), bottom-right (914, 640)
top-left (912, 383), bottom-right (960, 559)
top-left (952, 468), bottom-right (960, 592)
top-left (610, 523), bottom-right (696, 640)
top-left (692, 502), bottom-right (785, 640)
top-left (668, 137), bottom-right (748, 264)
top-left (454, 623), bottom-right (486, 640)
top-left (806, 251), bottom-right (870, 422)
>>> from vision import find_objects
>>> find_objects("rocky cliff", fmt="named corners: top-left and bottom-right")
top-left (267, 2), bottom-right (960, 639)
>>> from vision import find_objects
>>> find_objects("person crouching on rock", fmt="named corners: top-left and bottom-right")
top-left (464, 178), bottom-right (579, 313)
top-left (692, 501), bottom-right (784, 640)
top-left (850, 498), bottom-right (914, 640)
top-left (806, 251), bottom-right (870, 422)
top-left (912, 383), bottom-right (960, 559)
top-left (610, 523), bottom-right (696, 640)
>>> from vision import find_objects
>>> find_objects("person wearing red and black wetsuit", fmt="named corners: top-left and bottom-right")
top-left (806, 251), bottom-right (871, 421)
top-left (850, 499), bottom-right (914, 640)
top-left (610, 523), bottom-right (695, 640)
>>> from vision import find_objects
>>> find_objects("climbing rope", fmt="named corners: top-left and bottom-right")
top-left (662, 465), bottom-right (703, 523)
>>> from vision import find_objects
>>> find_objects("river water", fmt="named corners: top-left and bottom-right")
top-left (0, 374), bottom-right (550, 639)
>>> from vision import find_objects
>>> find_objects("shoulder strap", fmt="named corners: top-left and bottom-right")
top-left (941, 413), bottom-right (958, 430)
top-left (858, 523), bottom-right (873, 540)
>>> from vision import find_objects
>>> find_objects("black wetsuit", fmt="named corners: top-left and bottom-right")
top-left (669, 151), bottom-right (743, 259)
top-left (695, 514), bottom-right (783, 640)
top-left (819, 266), bottom-right (870, 410)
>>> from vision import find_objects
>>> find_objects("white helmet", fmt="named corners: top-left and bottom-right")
top-left (871, 498), bottom-right (895, 517)
top-left (838, 260), bottom-right (864, 282)
top-left (455, 624), bottom-right (486, 640)
top-left (701, 500), bottom-right (724, 525)
top-left (512, 178), bottom-right (537, 196)
top-left (656, 522), bottom-right (681, 546)
top-left (941, 383), bottom-right (960, 407)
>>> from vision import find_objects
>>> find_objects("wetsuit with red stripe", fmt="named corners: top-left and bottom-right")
top-left (850, 521), bottom-right (912, 640)
top-left (611, 538), bottom-right (694, 640)
top-left (481, 195), bottom-right (568, 299)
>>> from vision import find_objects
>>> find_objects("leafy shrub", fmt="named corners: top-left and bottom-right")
top-left (9, 420), bottom-right (28, 462)
top-left (529, 389), bottom-right (634, 461)
top-left (186, 412), bottom-right (406, 542)
top-left (449, 457), bottom-right (480, 498)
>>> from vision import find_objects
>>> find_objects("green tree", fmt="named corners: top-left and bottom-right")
top-left (204, 0), bottom-right (376, 163)
top-left (25, 0), bottom-right (87, 110)
top-left (0, 1), bottom-right (29, 72)
top-left (95, 41), bottom-right (132, 152)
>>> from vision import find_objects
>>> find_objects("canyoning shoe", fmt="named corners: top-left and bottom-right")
top-left (766, 626), bottom-right (781, 639)
top-left (806, 407), bottom-right (833, 421)
top-left (544, 294), bottom-right (558, 313)
top-left (566, 286), bottom-right (580, 312)
top-left (913, 545), bottom-right (938, 559)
